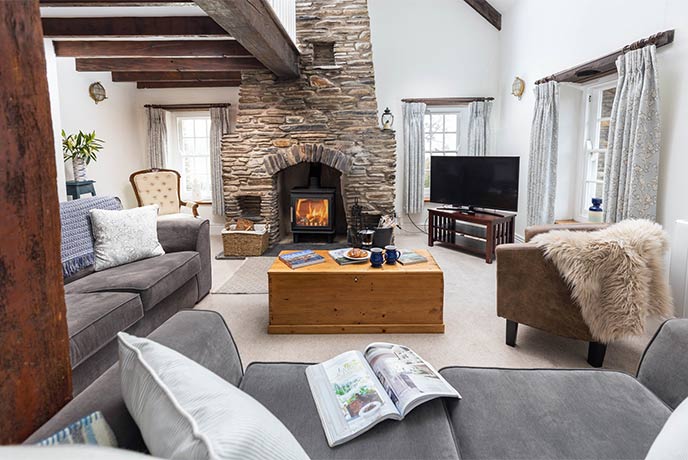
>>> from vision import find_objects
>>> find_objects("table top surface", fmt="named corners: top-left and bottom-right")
top-left (268, 249), bottom-right (442, 274)
top-left (429, 207), bottom-right (515, 223)
top-left (66, 180), bottom-right (96, 185)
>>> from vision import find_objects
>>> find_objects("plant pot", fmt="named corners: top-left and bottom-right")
top-left (72, 157), bottom-right (87, 181)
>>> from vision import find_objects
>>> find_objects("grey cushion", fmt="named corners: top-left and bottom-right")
top-left (439, 367), bottom-right (671, 460)
top-left (637, 318), bottom-right (688, 409)
top-left (66, 292), bottom-right (143, 368)
top-left (65, 252), bottom-right (200, 310)
top-left (239, 363), bottom-right (460, 460)
top-left (24, 310), bottom-right (243, 451)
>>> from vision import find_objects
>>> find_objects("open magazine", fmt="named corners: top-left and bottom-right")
top-left (305, 343), bottom-right (460, 447)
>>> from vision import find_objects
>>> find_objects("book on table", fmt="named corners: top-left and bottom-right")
top-left (278, 250), bottom-right (325, 269)
top-left (306, 343), bottom-right (460, 447)
top-left (397, 250), bottom-right (428, 265)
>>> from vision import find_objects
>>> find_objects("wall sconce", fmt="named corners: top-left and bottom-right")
top-left (381, 107), bottom-right (394, 130)
top-left (511, 77), bottom-right (525, 100)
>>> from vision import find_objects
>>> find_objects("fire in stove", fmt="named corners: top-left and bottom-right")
top-left (295, 198), bottom-right (330, 227)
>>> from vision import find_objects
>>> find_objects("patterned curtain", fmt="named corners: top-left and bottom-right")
top-left (209, 106), bottom-right (231, 216)
top-left (402, 102), bottom-right (427, 214)
top-left (603, 45), bottom-right (660, 222)
top-left (527, 81), bottom-right (559, 226)
top-left (146, 107), bottom-right (167, 169)
top-left (467, 100), bottom-right (493, 156)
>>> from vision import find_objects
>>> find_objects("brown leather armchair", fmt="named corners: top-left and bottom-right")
top-left (496, 223), bottom-right (609, 367)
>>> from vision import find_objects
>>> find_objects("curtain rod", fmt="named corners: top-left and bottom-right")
top-left (401, 97), bottom-right (494, 106)
top-left (144, 103), bottom-right (231, 111)
top-left (535, 29), bottom-right (675, 85)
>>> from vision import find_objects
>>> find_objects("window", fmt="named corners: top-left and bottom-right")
top-left (579, 82), bottom-right (616, 217)
top-left (423, 108), bottom-right (468, 198)
top-left (167, 113), bottom-right (211, 201)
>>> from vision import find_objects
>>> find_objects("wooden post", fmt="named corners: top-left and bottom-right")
top-left (0, 0), bottom-right (72, 444)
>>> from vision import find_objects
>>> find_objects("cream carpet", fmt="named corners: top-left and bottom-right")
top-left (198, 228), bottom-right (657, 375)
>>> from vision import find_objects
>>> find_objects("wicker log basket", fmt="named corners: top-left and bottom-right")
top-left (222, 222), bottom-right (269, 257)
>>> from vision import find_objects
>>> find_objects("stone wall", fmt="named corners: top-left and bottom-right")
top-left (221, 0), bottom-right (397, 244)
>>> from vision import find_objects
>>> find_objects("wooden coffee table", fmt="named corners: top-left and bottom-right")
top-left (268, 250), bottom-right (444, 334)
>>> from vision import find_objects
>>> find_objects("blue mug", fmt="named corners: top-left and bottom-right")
top-left (384, 245), bottom-right (401, 265)
top-left (370, 248), bottom-right (384, 268)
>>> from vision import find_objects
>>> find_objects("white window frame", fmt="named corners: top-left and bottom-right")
top-left (576, 79), bottom-right (617, 220)
top-left (423, 107), bottom-right (469, 199)
top-left (166, 111), bottom-right (212, 202)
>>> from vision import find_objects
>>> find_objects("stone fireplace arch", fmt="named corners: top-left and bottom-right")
top-left (263, 143), bottom-right (354, 176)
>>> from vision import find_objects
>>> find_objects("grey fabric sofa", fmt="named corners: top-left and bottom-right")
top-left (63, 217), bottom-right (211, 395)
top-left (26, 310), bottom-right (687, 459)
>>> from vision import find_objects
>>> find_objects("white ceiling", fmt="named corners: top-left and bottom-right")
top-left (40, 5), bottom-right (206, 18)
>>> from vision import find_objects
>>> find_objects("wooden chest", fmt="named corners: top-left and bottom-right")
top-left (268, 250), bottom-right (444, 334)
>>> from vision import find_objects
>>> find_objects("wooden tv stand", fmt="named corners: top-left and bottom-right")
top-left (428, 208), bottom-right (515, 263)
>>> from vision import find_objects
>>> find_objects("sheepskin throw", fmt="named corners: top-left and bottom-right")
top-left (531, 220), bottom-right (672, 343)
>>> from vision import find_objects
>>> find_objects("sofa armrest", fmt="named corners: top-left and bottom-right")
top-left (637, 318), bottom-right (688, 410)
top-left (24, 310), bottom-right (242, 449)
top-left (524, 223), bottom-right (609, 242)
top-left (496, 243), bottom-right (593, 341)
top-left (180, 200), bottom-right (199, 217)
top-left (157, 218), bottom-right (211, 299)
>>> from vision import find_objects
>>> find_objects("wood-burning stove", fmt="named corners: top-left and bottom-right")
top-left (290, 167), bottom-right (336, 242)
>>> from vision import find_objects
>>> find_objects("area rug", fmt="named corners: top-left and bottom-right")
top-left (212, 257), bottom-right (275, 294)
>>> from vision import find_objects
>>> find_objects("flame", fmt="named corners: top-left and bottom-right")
top-left (295, 198), bottom-right (329, 227)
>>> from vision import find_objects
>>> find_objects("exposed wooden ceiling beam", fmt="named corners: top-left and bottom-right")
top-left (137, 80), bottom-right (240, 88)
top-left (53, 40), bottom-right (249, 58)
top-left (464, 0), bottom-right (501, 30)
top-left (112, 70), bottom-right (241, 81)
top-left (75, 57), bottom-right (262, 71)
top-left (40, 0), bottom-right (194, 5)
top-left (42, 17), bottom-right (228, 38)
top-left (193, 0), bottom-right (299, 79)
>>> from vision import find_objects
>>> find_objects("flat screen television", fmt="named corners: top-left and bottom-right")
top-left (430, 156), bottom-right (520, 212)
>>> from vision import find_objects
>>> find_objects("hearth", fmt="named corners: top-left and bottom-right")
top-left (290, 170), bottom-right (335, 243)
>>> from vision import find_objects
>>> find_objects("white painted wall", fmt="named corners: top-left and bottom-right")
top-left (51, 48), bottom-right (238, 216)
top-left (369, 0), bottom-right (502, 214)
top-left (44, 40), bottom-right (67, 202)
top-left (55, 58), bottom-right (144, 208)
top-left (496, 0), bottom-right (688, 238)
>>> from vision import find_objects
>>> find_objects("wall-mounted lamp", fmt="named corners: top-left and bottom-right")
top-left (381, 107), bottom-right (394, 130)
top-left (511, 77), bottom-right (525, 100)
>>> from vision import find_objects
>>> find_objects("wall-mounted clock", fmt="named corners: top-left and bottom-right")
top-left (89, 82), bottom-right (107, 104)
top-left (511, 77), bottom-right (525, 100)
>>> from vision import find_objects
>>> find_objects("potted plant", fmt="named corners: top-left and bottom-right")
top-left (62, 130), bottom-right (104, 181)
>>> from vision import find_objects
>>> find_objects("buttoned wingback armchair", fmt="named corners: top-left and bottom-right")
top-left (129, 168), bottom-right (199, 218)
top-left (496, 223), bottom-right (610, 367)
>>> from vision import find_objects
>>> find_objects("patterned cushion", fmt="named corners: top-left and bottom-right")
top-left (36, 411), bottom-right (116, 447)
top-left (90, 206), bottom-right (164, 271)
top-left (132, 171), bottom-right (181, 216)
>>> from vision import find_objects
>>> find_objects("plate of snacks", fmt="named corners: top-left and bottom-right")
top-left (344, 247), bottom-right (370, 261)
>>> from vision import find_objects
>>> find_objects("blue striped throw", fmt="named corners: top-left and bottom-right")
top-left (60, 196), bottom-right (121, 277)
top-left (37, 411), bottom-right (117, 447)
